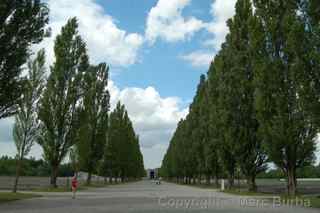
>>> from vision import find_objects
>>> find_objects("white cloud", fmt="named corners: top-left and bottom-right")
top-left (180, 51), bottom-right (213, 67)
top-left (34, 0), bottom-right (143, 67)
top-left (180, 0), bottom-right (236, 68)
top-left (1, 81), bottom-right (320, 169)
top-left (145, 0), bottom-right (204, 43)
top-left (205, 0), bottom-right (237, 50)
top-left (0, 81), bottom-right (188, 169)
top-left (108, 81), bottom-right (188, 168)
top-left (0, 117), bottom-right (14, 143)
top-left (108, 81), bottom-right (188, 149)
top-left (141, 144), bottom-right (169, 169)
top-left (0, 142), bottom-right (43, 159)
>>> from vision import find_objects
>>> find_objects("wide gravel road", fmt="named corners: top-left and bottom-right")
top-left (0, 180), bottom-right (318, 213)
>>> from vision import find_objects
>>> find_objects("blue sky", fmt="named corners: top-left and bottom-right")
top-left (97, 0), bottom-right (213, 101)
top-left (0, 0), bottom-right (319, 169)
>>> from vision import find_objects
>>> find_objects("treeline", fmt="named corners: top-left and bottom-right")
top-left (161, 0), bottom-right (320, 196)
top-left (0, 156), bottom-right (73, 177)
top-left (0, 1), bottom-right (144, 192)
top-left (258, 165), bottom-right (320, 179)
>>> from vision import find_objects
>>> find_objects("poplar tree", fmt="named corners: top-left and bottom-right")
top-left (207, 62), bottom-right (223, 187)
top-left (12, 50), bottom-right (46, 193)
top-left (161, 0), bottom-right (318, 194)
top-left (38, 18), bottom-right (89, 188)
top-left (0, 0), bottom-right (49, 119)
top-left (252, 0), bottom-right (317, 196)
top-left (76, 63), bottom-right (110, 185)
top-left (189, 75), bottom-right (206, 183)
top-left (212, 45), bottom-right (238, 189)
top-left (100, 103), bottom-right (123, 182)
top-left (227, 0), bottom-right (267, 191)
top-left (101, 102), bottom-right (144, 181)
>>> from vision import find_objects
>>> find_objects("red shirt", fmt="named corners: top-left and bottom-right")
top-left (71, 178), bottom-right (78, 188)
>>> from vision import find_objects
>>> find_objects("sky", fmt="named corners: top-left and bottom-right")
top-left (0, 0), bottom-right (319, 169)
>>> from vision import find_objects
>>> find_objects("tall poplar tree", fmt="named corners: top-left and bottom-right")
top-left (101, 102), bottom-right (144, 181)
top-left (212, 45), bottom-right (238, 188)
top-left (207, 62), bottom-right (223, 187)
top-left (76, 63), bottom-right (110, 185)
top-left (227, 0), bottom-right (267, 191)
top-left (189, 75), bottom-right (206, 182)
top-left (12, 50), bottom-right (46, 193)
top-left (38, 18), bottom-right (89, 188)
top-left (252, 0), bottom-right (317, 196)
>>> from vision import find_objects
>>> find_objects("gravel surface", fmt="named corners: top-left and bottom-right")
top-left (0, 180), bottom-right (318, 213)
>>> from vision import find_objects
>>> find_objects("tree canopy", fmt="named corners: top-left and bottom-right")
top-left (0, 0), bottom-right (49, 119)
top-left (161, 0), bottom-right (319, 196)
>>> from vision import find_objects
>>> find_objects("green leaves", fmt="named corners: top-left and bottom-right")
top-left (12, 49), bottom-right (46, 192)
top-left (13, 49), bottom-right (46, 160)
top-left (0, 0), bottom-right (49, 119)
top-left (37, 18), bottom-right (89, 187)
top-left (100, 102), bottom-right (144, 179)
top-left (76, 63), bottom-right (110, 183)
top-left (162, 0), bottom-right (318, 194)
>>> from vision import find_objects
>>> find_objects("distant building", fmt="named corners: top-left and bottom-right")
top-left (146, 169), bottom-right (159, 179)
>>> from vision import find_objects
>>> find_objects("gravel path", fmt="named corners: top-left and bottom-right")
top-left (0, 180), bottom-right (318, 213)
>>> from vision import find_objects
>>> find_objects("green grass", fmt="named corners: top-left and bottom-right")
top-left (179, 183), bottom-right (219, 190)
top-left (275, 195), bottom-right (320, 209)
top-left (308, 196), bottom-right (320, 208)
top-left (222, 189), bottom-right (274, 196)
top-left (223, 190), bottom-right (320, 209)
top-left (189, 184), bottom-right (218, 189)
top-left (0, 192), bottom-right (41, 203)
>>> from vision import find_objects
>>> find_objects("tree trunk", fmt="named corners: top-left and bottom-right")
top-left (228, 171), bottom-right (235, 189)
top-left (197, 174), bottom-right (202, 185)
top-left (50, 165), bottom-right (59, 188)
top-left (192, 177), bottom-right (196, 185)
top-left (214, 167), bottom-right (219, 188)
top-left (214, 176), bottom-right (219, 188)
top-left (86, 172), bottom-right (92, 185)
top-left (13, 158), bottom-right (22, 193)
top-left (247, 175), bottom-right (257, 192)
top-left (287, 167), bottom-right (297, 196)
top-left (206, 175), bottom-right (211, 185)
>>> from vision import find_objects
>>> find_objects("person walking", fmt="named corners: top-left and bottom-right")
top-left (71, 174), bottom-right (78, 199)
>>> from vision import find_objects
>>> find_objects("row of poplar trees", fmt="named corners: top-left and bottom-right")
top-left (0, 1), bottom-right (144, 191)
top-left (161, 0), bottom-right (320, 196)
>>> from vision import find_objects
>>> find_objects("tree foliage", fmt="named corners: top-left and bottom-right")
top-left (38, 18), bottom-right (88, 187)
top-left (76, 63), bottom-right (110, 185)
top-left (12, 49), bottom-right (46, 192)
top-left (0, 0), bottom-right (49, 119)
top-left (0, 156), bottom-right (74, 177)
top-left (161, 0), bottom-right (319, 196)
top-left (100, 102), bottom-right (145, 181)
top-left (252, 0), bottom-right (318, 196)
